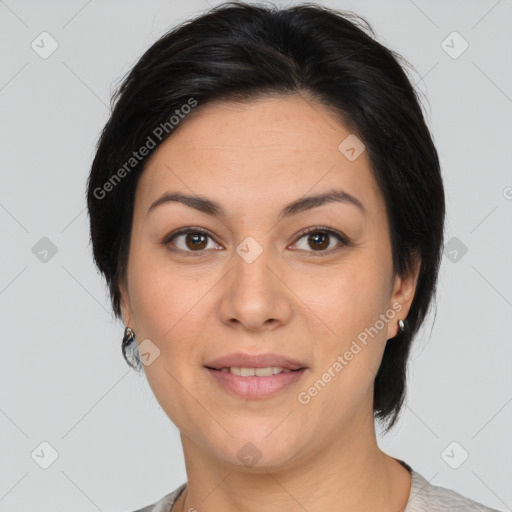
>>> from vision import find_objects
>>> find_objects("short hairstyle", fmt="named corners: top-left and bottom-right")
top-left (86, 1), bottom-right (445, 434)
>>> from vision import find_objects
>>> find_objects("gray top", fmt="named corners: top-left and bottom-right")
top-left (131, 461), bottom-right (501, 512)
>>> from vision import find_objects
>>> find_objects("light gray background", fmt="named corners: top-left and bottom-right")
top-left (1, 0), bottom-right (511, 510)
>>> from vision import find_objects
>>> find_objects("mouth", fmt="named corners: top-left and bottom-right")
top-left (204, 366), bottom-right (307, 399)
top-left (205, 366), bottom-right (305, 376)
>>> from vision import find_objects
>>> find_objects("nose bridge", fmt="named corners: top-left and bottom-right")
top-left (232, 233), bottom-right (275, 297)
top-left (219, 232), bottom-right (292, 329)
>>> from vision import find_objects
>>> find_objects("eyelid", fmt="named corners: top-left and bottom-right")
top-left (289, 226), bottom-right (349, 256)
top-left (162, 225), bottom-right (349, 256)
top-left (163, 226), bottom-right (213, 242)
top-left (162, 226), bottom-right (220, 255)
top-left (293, 225), bottom-right (349, 245)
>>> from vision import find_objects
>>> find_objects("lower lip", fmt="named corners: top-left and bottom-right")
top-left (206, 368), bottom-right (307, 399)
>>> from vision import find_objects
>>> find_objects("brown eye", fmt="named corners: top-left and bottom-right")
top-left (184, 232), bottom-right (208, 250)
top-left (293, 228), bottom-right (347, 254)
top-left (307, 231), bottom-right (329, 250)
top-left (164, 228), bottom-right (221, 253)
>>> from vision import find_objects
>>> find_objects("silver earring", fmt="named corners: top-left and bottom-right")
top-left (397, 319), bottom-right (405, 334)
top-left (122, 326), bottom-right (136, 366)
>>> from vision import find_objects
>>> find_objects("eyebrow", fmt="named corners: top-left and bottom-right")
top-left (147, 188), bottom-right (366, 220)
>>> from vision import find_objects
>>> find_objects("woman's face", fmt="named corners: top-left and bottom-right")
top-left (120, 94), bottom-right (418, 470)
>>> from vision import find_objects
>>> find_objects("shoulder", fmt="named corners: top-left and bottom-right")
top-left (406, 468), bottom-right (502, 512)
top-left (128, 482), bottom-right (187, 512)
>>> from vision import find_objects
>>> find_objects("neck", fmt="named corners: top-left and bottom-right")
top-left (174, 411), bottom-right (411, 512)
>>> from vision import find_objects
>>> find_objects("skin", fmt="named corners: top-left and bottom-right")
top-left (120, 94), bottom-right (420, 512)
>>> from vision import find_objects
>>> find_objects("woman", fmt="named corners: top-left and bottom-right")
top-left (86, 2), bottom-right (500, 511)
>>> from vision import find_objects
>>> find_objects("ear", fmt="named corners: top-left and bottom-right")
top-left (387, 252), bottom-right (421, 339)
top-left (119, 279), bottom-right (133, 329)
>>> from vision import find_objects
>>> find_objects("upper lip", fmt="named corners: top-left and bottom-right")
top-left (205, 352), bottom-right (307, 371)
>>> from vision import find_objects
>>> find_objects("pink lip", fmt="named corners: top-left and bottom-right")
top-left (205, 352), bottom-right (306, 371)
top-left (206, 367), bottom-right (307, 399)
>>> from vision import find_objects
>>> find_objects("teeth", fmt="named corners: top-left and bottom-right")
top-left (220, 367), bottom-right (292, 376)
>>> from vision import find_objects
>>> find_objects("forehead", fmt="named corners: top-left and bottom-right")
top-left (136, 94), bottom-right (384, 218)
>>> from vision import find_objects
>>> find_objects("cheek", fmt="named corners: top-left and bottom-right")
top-left (293, 267), bottom-right (390, 420)
top-left (294, 255), bottom-right (392, 394)
top-left (298, 260), bottom-right (388, 338)
top-left (128, 243), bottom-right (203, 336)
top-left (127, 251), bottom-right (222, 395)
top-left (127, 256), bottom-right (213, 420)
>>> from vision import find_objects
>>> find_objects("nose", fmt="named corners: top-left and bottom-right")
top-left (218, 238), bottom-right (293, 332)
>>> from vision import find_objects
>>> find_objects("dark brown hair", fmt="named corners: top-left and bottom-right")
top-left (86, 1), bottom-right (445, 434)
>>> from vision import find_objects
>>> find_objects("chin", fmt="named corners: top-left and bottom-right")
top-left (208, 430), bottom-right (304, 471)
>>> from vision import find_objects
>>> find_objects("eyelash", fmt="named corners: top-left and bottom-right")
top-left (162, 225), bottom-right (350, 257)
